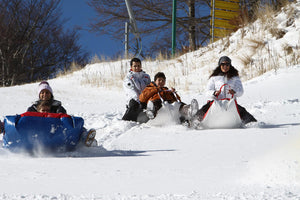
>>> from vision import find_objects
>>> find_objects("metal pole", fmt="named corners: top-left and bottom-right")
top-left (125, 22), bottom-right (129, 59)
top-left (211, 0), bottom-right (215, 43)
top-left (125, 0), bottom-right (138, 38)
top-left (125, 0), bottom-right (142, 57)
top-left (172, 0), bottom-right (177, 57)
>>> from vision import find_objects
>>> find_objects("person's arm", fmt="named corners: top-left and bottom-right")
top-left (230, 76), bottom-right (244, 97)
top-left (166, 87), bottom-right (181, 102)
top-left (206, 77), bottom-right (217, 98)
top-left (141, 73), bottom-right (151, 89)
top-left (139, 88), bottom-right (151, 105)
top-left (56, 106), bottom-right (67, 114)
top-left (52, 100), bottom-right (67, 113)
top-left (139, 86), bottom-right (158, 108)
top-left (27, 103), bottom-right (38, 112)
top-left (123, 74), bottom-right (140, 102)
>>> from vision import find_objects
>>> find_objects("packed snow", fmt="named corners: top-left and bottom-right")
top-left (0, 1), bottom-right (300, 199)
top-left (0, 63), bottom-right (299, 200)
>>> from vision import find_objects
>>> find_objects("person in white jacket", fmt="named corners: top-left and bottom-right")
top-left (122, 58), bottom-right (151, 121)
top-left (194, 56), bottom-right (256, 124)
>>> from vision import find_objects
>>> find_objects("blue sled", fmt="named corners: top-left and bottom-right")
top-left (3, 112), bottom-right (84, 152)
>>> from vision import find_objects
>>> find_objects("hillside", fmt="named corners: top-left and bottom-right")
top-left (0, 63), bottom-right (299, 200)
top-left (77, 0), bottom-right (300, 93)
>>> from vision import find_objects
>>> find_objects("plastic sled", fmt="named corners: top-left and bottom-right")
top-left (201, 98), bottom-right (242, 129)
top-left (147, 101), bottom-right (182, 126)
top-left (146, 90), bottom-right (182, 126)
top-left (3, 112), bottom-right (84, 152)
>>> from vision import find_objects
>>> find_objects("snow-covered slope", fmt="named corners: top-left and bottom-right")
top-left (77, 1), bottom-right (300, 94)
top-left (0, 65), bottom-right (299, 200)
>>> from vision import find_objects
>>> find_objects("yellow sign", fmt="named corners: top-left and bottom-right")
top-left (213, 19), bottom-right (236, 29)
top-left (215, 0), bottom-right (239, 11)
top-left (210, 0), bottom-right (240, 42)
top-left (214, 9), bottom-right (238, 20)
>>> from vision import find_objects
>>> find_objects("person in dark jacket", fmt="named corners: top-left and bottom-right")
top-left (27, 81), bottom-right (67, 113)
top-left (27, 82), bottom-right (96, 147)
top-left (138, 72), bottom-right (198, 124)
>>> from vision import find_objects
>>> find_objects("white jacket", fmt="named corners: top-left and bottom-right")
top-left (123, 70), bottom-right (151, 104)
top-left (206, 75), bottom-right (244, 99)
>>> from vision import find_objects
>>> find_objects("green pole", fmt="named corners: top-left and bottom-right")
top-left (172, 0), bottom-right (177, 57)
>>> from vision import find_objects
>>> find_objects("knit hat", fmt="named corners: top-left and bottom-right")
top-left (38, 81), bottom-right (53, 96)
top-left (218, 56), bottom-right (231, 66)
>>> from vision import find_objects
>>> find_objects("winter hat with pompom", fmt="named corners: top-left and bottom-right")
top-left (218, 56), bottom-right (231, 66)
top-left (38, 81), bottom-right (53, 96)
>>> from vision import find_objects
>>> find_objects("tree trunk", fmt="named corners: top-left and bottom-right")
top-left (10, 73), bottom-right (16, 86)
top-left (0, 49), bottom-right (5, 86)
top-left (188, 0), bottom-right (196, 52)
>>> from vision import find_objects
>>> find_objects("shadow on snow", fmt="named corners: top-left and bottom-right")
top-left (259, 122), bottom-right (300, 129)
top-left (0, 142), bottom-right (176, 158)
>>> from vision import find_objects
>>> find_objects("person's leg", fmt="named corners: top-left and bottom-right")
top-left (179, 99), bottom-right (199, 121)
top-left (146, 99), bottom-right (162, 119)
top-left (122, 99), bottom-right (141, 121)
top-left (237, 104), bottom-right (257, 124)
top-left (195, 101), bottom-right (213, 121)
top-left (81, 128), bottom-right (97, 147)
top-left (85, 129), bottom-right (96, 147)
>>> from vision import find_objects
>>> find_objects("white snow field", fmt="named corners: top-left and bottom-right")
top-left (0, 65), bottom-right (299, 200)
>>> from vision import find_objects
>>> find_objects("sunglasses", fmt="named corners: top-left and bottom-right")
top-left (220, 63), bottom-right (230, 66)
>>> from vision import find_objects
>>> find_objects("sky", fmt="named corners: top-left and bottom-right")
top-left (59, 1), bottom-right (212, 60)
top-left (60, 0), bottom-right (124, 59)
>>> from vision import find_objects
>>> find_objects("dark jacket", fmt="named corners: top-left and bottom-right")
top-left (27, 99), bottom-right (67, 113)
top-left (139, 82), bottom-right (181, 105)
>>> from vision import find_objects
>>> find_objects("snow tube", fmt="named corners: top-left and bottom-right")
top-left (3, 112), bottom-right (84, 152)
top-left (201, 98), bottom-right (242, 129)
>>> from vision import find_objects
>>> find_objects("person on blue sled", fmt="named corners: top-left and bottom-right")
top-left (27, 81), bottom-right (67, 113)
top-left (137, 72), bottom-right (198, 124)
top-left (122, 57), bottom-right (151, 121)
top-left (191, 56), bottom-right (257, 125)
top-left (27, 81), bottom-right (96, 147)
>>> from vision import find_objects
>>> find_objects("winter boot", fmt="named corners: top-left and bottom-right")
top-left (85, 129), bottom-right (96, 147)
top-left (91, 139), bottom-right (98, 147)
top-left (188, 99), bottom-right (199, 119)
top-left (146, 101), bottom-right (155, 119)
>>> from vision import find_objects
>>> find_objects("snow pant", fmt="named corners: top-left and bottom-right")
top-left (122, 99), bottom-right (143, 122)
top-left (195, 100), bottom-right (257, 124)
top-left (237, 104), bottom-right (257, 124)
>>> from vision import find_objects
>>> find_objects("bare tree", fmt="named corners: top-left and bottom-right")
top-left (87, 0), bottom-right (210, 58)
top-left (0, 0), bottom-right (88, 86)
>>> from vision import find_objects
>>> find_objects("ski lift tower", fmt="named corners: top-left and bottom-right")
top-left (124, 0), bottom-right (142, 59)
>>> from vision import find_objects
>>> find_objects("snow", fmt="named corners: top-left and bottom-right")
top-left (0, 1), bottom-right (300, 200)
